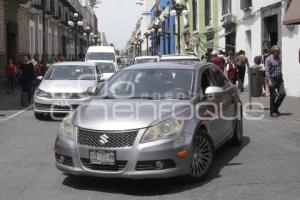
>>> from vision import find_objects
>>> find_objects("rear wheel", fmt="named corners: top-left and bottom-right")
top-left (184, 131), bottom-right (215, 182)
top-left (232, 110), bottom-right (243, 146)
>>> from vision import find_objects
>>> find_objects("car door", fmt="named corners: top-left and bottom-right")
top-left (210, 66), bottom-right (237, 139)
top-left (197, 67), bottom-right (225, 145)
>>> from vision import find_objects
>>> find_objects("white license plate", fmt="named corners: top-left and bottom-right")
top-left (89, 150), bottom-right (116, 165)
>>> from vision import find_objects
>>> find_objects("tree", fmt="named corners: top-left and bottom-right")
top-left (89, 0), bottom-right (102, 8)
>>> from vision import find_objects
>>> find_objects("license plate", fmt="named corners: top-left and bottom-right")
top-left (89, 150), bottom-right (116, 165)
top-left (56, 101), bottom-right (70, 106)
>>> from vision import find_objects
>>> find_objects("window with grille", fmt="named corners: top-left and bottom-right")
top-left (205, 0), bottom-right (211, 26)
top-left (222, 0), bottom-right (232, 15)
top-left (240, 0), bottom-right (252, 10)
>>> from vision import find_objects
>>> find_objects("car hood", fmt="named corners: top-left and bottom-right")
top-left (74, 99), bottom-right (192, 130)
top-left (39, 80), bottom-right (96, 93)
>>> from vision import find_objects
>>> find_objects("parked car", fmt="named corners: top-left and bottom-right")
top-left (134, 56), bottom-right (159, 64)
top-left (85, 46), bottom-right (117, 67)
top-left (55, 62), bottom-right (243, 181)
top-left (34, 62), bottom-right (103, 119)
top-left (94, 61), bottom-right (116, 80)
top-left (160, 54), bottom-right (200, 64)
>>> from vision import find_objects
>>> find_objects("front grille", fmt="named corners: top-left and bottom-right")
top-left (50, 93), bottom-right (84, 99)
top-left (55, 153), bottom-right (74, 167)
top-left (35, 103), bottom-right (78, 111)
top-left (80, 158), bottom-right (127, 171)
top-left (136, 160), bottom-right (176, 171)
top-left (77, 129), bottom-right (138, 148)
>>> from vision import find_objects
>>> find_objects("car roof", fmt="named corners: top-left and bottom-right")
top-left (160, 54), bottom-right (200, 60)
top-left (87, 46), bottom-right (115, 53)
top-left (135, 56), bottom-right (159, 59)
top-left (53, 62), bottom-right (96, 66)
top-left (89, 60), bottom-right (115, 64)
top-left (123, 62), bottom-right (201, 70)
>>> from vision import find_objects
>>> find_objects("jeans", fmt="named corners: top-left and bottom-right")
top-left (7, 76), bottom-right (15, 93)
top-left (238, 66), bottom-right (246, 92)
top-left (269, 77), bottom-right (286, 114)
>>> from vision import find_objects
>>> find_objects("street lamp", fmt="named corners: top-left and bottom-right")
top-left (68, 12), bottom-right (83, 60)
top-left (85, 26), bottom-right (91, 47)
top-left (144, 31), bottom-right (150, 55)
top-left (170, 0), bottom-right (188, 54)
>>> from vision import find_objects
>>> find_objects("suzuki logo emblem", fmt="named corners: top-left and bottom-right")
top-left (99, 134), bottom-right (109, 144)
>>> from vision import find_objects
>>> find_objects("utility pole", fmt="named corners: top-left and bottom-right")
top-left (42, 0), bottom-right (46, 74)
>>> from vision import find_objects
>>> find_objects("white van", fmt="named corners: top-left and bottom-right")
top-left (85, 46), bottom-right (117, 66)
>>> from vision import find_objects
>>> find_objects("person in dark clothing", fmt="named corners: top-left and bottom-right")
top-left (20, 55), bottom-right (36, 103)
top-left (235, 50), bottom-right (250, 92)
top-left (265, 45), bottom-right (286, 118)
top-left (5, 58), bottom-right (17, 94)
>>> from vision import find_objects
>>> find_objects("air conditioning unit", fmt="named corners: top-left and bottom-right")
top-left (221, 14), bottom-right (237, 27)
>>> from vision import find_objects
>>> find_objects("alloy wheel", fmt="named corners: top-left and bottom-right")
top-left (189, 134), bottom-right (213, 178)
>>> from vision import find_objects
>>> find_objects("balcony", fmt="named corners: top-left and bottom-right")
top-left (31, 0), bottom-right (43, 10)
top-left (221, 14), bottom-right (237, 28)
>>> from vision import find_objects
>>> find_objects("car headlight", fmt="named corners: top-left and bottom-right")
top-left (141, 119), bottom-right (184, 143)
top-left (58, 113), bottom-right (74, 139)
top-left (36, 89), bottom-right (49, 98)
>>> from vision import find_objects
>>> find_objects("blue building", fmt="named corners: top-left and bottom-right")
top-left (150, 0), bottom-right (176, 55)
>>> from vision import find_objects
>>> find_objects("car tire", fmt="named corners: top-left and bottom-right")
top-left (183, 130), bottom-right (215, 182)
top-left (232, 111), bottom-right (243, 146)
top-left (34, 112), bottom-right (45, 120)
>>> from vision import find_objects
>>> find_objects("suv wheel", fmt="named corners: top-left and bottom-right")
top-left (34, 112), bottom-right (45, 120)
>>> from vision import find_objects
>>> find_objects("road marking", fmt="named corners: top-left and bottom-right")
top-left (0, 105), bottom-right (33, 124)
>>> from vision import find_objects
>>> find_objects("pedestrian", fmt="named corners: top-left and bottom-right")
top-left (20, 55), bottom-right (36, 105)
top-left (235, 50), bottom-right (250, 92)
top-left (265, 45), bottom-right (286, 117)
top-left (5, 58), bottom-right (17, 94)
top-left (32, 59), bottom-right (42, 77)
top-left (225, 51), bottom-right (238, 84)
top-left (260, 49), bottom-right (270, 96)
top-left (211, 50), bottom-right (226, 72)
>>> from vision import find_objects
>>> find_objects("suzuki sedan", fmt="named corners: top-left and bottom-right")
top-left (34, 62), bottom-right (102, 119)
top-left (54, 62), bottom-right (243, 181)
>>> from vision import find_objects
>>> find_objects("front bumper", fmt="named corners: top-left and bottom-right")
top-left (34, 95), bottom-right (90, 113)
top-left (54, 128), bottom-right (193, 179)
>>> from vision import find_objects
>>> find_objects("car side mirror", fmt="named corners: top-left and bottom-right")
top-left (205, 86), bottom-right (224, 99)
top-left (98, 76), bottom-right (106, 82)
top-left (86, 86), bottom-right (99, 96)
top-left (37, 76), bottom-right (43, 81)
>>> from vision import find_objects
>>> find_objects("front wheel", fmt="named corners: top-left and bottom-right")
top-left (184, 132), bottom-right (215, 182)
top-left (232, 117), bottom-right (243, 146)
top-left (34, 112), bottom-right (45, 120)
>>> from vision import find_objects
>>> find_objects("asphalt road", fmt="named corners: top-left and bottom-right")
top-left (0, 108), bottom-right (300, 200)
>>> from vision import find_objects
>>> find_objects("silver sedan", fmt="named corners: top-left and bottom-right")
top-left (34, 62), bottom-right (103, 120)
top-left (54, 62), bottom-right (243, 181)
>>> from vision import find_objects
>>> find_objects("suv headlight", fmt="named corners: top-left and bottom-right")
top-left (141, 119), bottom-right (184, 143)
top-left (58, 113), bottom-right (74, 139)
top-left (36, 89), bottom-right (49, 98)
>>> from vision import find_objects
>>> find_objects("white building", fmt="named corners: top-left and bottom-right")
top-left (217, 0), bottom-right (300, 97)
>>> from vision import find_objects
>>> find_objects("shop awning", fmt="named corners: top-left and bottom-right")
top-left (283, 0), bottom-right (300, 25)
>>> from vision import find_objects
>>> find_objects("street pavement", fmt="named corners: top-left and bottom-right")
top-left (0, 91), bottom-right (300, 200)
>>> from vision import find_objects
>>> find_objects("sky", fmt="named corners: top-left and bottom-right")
top-left (94, 0), bottom-right (144, 50)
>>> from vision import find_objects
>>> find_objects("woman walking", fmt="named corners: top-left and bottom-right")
top-left (236, 50), bottom-right (250, 92)
top-left (20, 55), bottom-right (36, 106)
top-left (225, 51), bottom-right (238, 84)
top-left (5, 58), bottom-right (17, 94)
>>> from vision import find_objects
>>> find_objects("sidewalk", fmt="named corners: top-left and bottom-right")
top-left (239, 90), bottom-right (300, 123)
top-left (0, 85), bottom-right (32, 120)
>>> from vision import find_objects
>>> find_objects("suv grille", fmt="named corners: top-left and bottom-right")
top-left (80, 158), bottom-right (127, 171)
top-left (77, 129), bottom-right (138, 148)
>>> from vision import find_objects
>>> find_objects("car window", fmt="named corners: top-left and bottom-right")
top-left (210, 67), bottom-right (230, 88)
top-left (200, 68), bottom-right (214, 95)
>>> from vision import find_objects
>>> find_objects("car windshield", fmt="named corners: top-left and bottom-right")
top-left (44, 65), bottom-right (96, 80)
top-left (96, 63), bottom-right (115, 73)
top-left (99, 68), bottom-right (194, 100)
top-left (86, 52), bottom-right (115, 61)
top-left (135, 58), bottom-right (158, 64)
